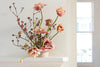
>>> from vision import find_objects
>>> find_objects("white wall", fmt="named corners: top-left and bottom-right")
top-left (93, 0), bottom-right (100, 67)
top-left (0, 0), bottom-right (76, 67)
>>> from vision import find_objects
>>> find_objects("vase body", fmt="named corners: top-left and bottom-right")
top-left (38, 51), bottom-right (49, 57)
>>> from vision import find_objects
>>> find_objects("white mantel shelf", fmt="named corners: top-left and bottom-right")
top-left (0, 57), bottom-right (68, 63)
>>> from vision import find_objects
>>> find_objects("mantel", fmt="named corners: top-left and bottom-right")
top-left (0, 57), bottom-right (68, 63)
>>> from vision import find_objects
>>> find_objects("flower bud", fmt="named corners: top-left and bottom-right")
top-left (27, 17), bottom-right (30, 19)
top-left (33, 21), bottom-right (36, 24)
top-left (9, 6), bottom-right (11, 8)
top-left (18, 31), bottom-right (22, 35)
top-left (17, 18), bottom-right (20, 21)
top-left (23, 28), bottom-right (27, 32)
top-left (20, 59), bottom-right (23, 64)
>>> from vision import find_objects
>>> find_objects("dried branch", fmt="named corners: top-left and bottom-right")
top-left (12, 3), bottom-right (17, 15)
top-left (18, 7), bottom-right (24, 16)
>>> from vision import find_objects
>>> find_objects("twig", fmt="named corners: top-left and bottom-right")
top-left (9, 9), bottom-right (17, 17)
top-left (12, 41), bottom-right (23, 47)
top-left (20, 36), bottom-right (29, 42)
top-left (13, 3), bottom-right (17, 15)
top-left (18, 7), bottom-right (24, 16)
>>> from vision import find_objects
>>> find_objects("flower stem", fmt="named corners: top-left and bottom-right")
top-left (21, 55), bottom-right (28, 59)
top-left (50, 31), bottom-right (59, 40)
top-left (20, 55), bottom-right (28, 63)
top-left (47, 16), bottom-right (59, 32)
top-left (52, 16), bottom-right (59, 26)
top-left (39, 9), bottom-right (43, 28)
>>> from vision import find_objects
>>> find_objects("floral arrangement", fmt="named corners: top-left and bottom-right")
top-left (9, 2), bottom-right (66, 63)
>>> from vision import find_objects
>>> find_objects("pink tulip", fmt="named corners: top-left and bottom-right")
top-left (56, 7), bottom-right (66, 17)
top-left (34, 2), bottom-right (46, 11)
top-left (41, 38), bottom-right (55, 51)
top-left (45, 19), bottom-right (53, 26)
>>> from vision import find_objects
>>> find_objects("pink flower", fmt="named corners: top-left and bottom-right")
top-left (34, 2), bottom-right (46, 11)
top-left (35, 27), bottom-right (48, 34)
top-left (45, 19), bottom-right (53, 26)
top-left (28, 47), bottom-right (40, 57)
top-left (56, 7), bottom-right (66, 17)
top-left (41, 38), bottom-right (55, 51)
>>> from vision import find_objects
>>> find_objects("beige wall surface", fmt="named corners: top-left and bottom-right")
top-left (93, 0), bottom-right (100, 67)
top-left (0, 0), bottom-right (76, 67)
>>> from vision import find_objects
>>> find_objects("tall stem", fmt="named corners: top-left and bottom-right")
top-left (39, 9), bottom-right (43, 28)
top-left (47, 16), bottom-right (59, 32)
top-left (52, 16), bottom-right (59, 26)
top-left (50, 31), bottom-right (59, 40)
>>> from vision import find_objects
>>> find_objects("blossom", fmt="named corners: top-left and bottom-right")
top-left (41, 38), bottom-right (54, 51)
top-left (28, 47), bottom-right (40, 57)
top-left (9, 6), bottom-right (12, 8)
top-left (41, 29), bottom-right (48, 34)
top-left (56, 7), bottom-right (66, 17)
top-left (33, 21), bottom-right (36, 24)
top-left (18, 31), bottom-right (22, 35)
top-left (24, 45), bottom-right (28, 49)
top-left (34, 27), bottom-right (41, 34)
top-left (34, 2), bottom-right (46, 11)
top-left (20, 59), bottom-right (23, 64)
top-left (17, 18), bottom-right (20, 21)
top-left (29, 35), bottom-right (34, 40)
top-left (20, 24), bottom-right (24, 28)
top-left (23, 27), bottom-right (27, 32)
top-left (35, 27), bottom-right (48, 34)
top-left (57, 24), bottom-right (64, 32)
top-left (27, 17), bottom-right (31, 19)
top-left (45, 19), bottom-right (53, 26)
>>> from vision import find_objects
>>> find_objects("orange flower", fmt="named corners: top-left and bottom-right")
top-left (56, 7), bottom-right (66, 17)
top-left (28, 47), bottom-right (40, 57)
top-left (34, 2), bottom-right (46, 11)
top-left (57, 24), bottom-right (64, 32)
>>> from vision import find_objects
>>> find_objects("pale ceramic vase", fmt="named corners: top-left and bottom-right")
top-left (38, 51), bottom-right (49, 57)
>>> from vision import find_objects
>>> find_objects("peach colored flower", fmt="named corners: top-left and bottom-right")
top-left (57, 24), bottom-right (64, 32)
top-left (34, 2), bottom-right (46, 11)
top-left (45, 19), bottom-right (53, 26)
top-left (28, 47), bottom-right (40, 57)
top-left (41, 38), bottom-right (55, 51)
top-left (35, 27), bottom-right (48, 34)
top-left (34, 27), bottom-right (41, 34)
top-left (41, 28), bottom-right (48, 34)
top-left (56, 7), bottom-right (66, 17)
